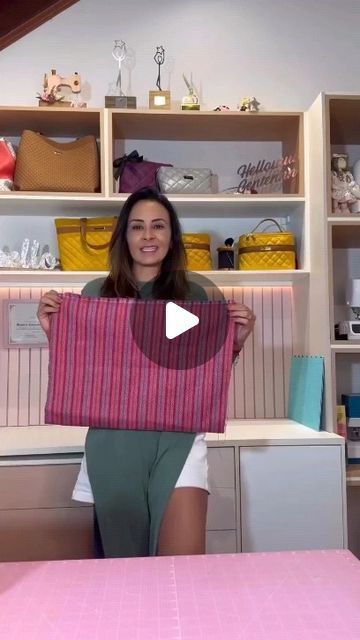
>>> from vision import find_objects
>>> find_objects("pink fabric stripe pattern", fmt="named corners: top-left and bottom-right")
top-left (45, 293), bottom-right (235, 433)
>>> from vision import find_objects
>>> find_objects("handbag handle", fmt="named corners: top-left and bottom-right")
top-left (113, 150), bottom-right (143, 180)
top-left (248, 218), bottom-right (285, 235)
top-left (80, 218), bottom-right (117, 251)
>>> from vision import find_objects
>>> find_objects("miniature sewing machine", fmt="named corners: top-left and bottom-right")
top-left (47, 69), bottom-right (81, 93)
top-left (38, 70), bottom-right (85, 107)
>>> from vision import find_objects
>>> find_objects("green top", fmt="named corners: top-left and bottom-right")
top-left (81, 276), bottom-right (208, 301)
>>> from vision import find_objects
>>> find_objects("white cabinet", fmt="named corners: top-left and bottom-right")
top-left (0, 425), bottom-right (346, 560)
top-left (239, 445), bottom-right (345, 552)
top-left (206, 447), bottom-right (237, 552)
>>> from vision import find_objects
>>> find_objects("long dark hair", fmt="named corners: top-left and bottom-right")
top-left (101, 188), bottom-right (190, 299)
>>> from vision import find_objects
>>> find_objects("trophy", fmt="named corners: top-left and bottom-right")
top-left (181, 74), bottom-right (200, 110)
top-left (149, 46), bottom-right (171, 109)
top-left (105, 40), bottom-right (137, 109)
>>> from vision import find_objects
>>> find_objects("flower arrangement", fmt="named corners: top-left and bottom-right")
top-left (36, 87), bottom-right (64, 104)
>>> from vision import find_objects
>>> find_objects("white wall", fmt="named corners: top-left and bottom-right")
top-left (0, 0), bottom-right (360, 110)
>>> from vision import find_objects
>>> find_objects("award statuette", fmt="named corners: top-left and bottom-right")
top-left (181, 74), bottom-right (200, 111)
top-left (105, 40), bottom-right (137, 109)
top-left (149, 46), bottom-right (171, 109)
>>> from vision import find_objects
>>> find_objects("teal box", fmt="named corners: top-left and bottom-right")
top-left (342, 394), bottom-right (360, 417)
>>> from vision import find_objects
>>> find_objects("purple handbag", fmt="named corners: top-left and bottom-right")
top-left (113, 150), bottom-right (172, 193)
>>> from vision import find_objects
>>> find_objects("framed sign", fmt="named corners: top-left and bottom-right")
top-left (2, 300), bottom-right (48, 348)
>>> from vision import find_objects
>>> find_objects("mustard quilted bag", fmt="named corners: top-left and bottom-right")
top-left (238, 218), bottom-right (296, 270)
top-left (182, 233), bottom-right (212, 270)
top-left (55, 217), bottom-right (117, 271)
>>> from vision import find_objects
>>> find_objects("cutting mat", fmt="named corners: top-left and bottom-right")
top-left (0, 550), bottom-right (359, 639)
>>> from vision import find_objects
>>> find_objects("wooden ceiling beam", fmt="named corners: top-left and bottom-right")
top-left (0, 0), bottom-right (80, 51)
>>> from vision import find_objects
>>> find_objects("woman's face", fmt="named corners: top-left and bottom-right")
top-left (126, 200), bottom-right (172, 269)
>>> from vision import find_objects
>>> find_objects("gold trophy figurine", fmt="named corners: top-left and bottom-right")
top-left (181, 74), bottom-right (200, 111)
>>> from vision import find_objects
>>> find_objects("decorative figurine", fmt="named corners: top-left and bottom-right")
top-left (331, 153), bottom-right (360, 214)
top-left (105, 40), bottom-right (137, 109)
top-left (213, 105), bottom-right (231, 111)
top-left (239, 96), bottom-right (260, 112)
top-left (149, 46), bottom-right (171, 109)
top-left (0, 239), bottom-right (57, 270)
top-left (352, 157), bottom-right (360, 213)
top-left (37, 70), bottom-right (86, 107)
top-left (181, 74), bottom-right (200, 110)
top-left (217, 237), bottom-right (235, 270)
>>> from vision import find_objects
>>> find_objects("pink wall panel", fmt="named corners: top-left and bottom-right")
top-left (0, 286), bottom-right (293, 426)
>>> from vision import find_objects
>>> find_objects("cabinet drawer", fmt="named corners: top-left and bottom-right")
top-left (207, 487), bottom-right (236, 530)
top-left (207, 447), bottom-right (235, 488)
top-left (0, 464), bottom-right (81, 509)
top-left (206, 530), bottom-right (237, 554)
top-left (0, 506), bottom-right (94, 562)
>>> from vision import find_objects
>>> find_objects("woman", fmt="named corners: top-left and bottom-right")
top-left (38, 188), bottom-right (255, 558)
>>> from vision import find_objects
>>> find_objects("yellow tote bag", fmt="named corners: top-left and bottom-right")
top-left (55, 217), bottom-right (117, 271)
top-left (238, 218), bottom-right (296, 270)
top-left (182, 233), bottom-right (212, 270)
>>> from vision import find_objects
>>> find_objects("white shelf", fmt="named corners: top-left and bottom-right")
top-left (108, 194), bottom-right (305, 203)
top-left (331, 343), bottom-right (360, 353)
top-left (0, 269), bottom-right (309, 287)
top-left (0, 193), bottom-right (305, 217)
top-left (328, 217), bottom-right (360, 225)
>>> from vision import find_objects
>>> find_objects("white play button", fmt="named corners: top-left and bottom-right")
top-left (165, 302), bottom-right (199, 340)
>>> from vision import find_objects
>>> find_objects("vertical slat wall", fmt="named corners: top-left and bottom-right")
top-left (0, 286), bottom-right (293, 427)
top-left (220, 286), bottom-right (293, 420)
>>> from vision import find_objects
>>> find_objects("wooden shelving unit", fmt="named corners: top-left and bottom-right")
top-left (307, 94), bottom-right (360, 439)
top-left (0, 101), bottom-right (349, 559)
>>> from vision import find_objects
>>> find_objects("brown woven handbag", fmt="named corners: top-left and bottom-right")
top-left (14, 130), bottom-right (100, 192)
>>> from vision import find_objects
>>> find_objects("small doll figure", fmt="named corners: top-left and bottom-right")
top-left (331, 153), bottom-right (360, 214)
top-left (239, 96), bottom-right (260, 112)
top-left (249, 96), bottom-right (260, 111)
top-left (239, 97), bottom-right (251, 111)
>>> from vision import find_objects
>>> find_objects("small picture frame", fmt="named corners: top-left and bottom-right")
top-left (2, 300), bottom-right (48, 348)
top-left (149, 90), bottom-right (171, 110)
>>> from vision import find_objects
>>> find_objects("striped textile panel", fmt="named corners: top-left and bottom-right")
top-left (45, 293), bottom-right (235, 433)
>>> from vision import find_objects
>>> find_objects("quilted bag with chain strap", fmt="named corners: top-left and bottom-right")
top-left (156, 166), bottom-right (213, 194)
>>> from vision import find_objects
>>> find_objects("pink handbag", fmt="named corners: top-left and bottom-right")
top-left (45, 293), bottom-right (235, 433)
top-left (0, 137), bottom-right (16, 191)
top-left (113, 150), bottom-right (172, 193)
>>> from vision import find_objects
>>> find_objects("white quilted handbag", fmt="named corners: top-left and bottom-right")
top-left (156, 166), bottom-right (213, 194)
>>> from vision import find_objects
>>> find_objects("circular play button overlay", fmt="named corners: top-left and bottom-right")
top-left (130, 271), bottom-right (231, 370)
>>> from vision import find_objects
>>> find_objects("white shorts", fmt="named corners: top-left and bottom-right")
top-left (72, 433), bottom-right (209, 504)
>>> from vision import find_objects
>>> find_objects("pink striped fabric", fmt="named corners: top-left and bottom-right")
top-left (45, 293), bottom-right (235, 433)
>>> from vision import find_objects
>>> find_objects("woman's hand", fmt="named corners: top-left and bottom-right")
top-left (37, 290), bottom-right (62, 339)
top-left (227, 302), bottom-right (256, 353)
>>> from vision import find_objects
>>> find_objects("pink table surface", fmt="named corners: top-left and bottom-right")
top-left (0, 550), bottom-right (359, 640)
